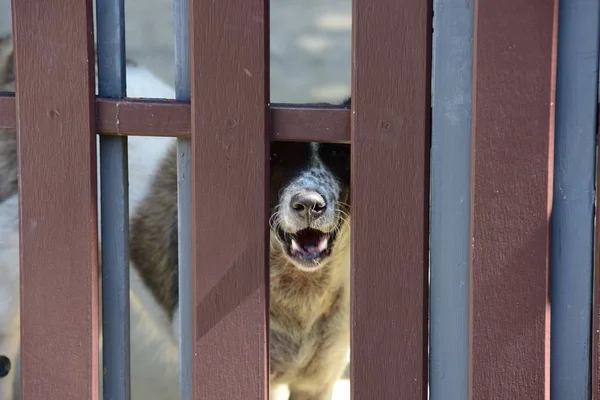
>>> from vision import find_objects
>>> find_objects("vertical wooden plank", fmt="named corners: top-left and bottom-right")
top-left (189, 0), bottom-right (269, 398)
top-left (470, 0), bottom-right (558, 398)
top-left (429, 0), bottom-right (474, 398)
top-left (351, 0), bottom-right (431, 398)
top-left (95, 0), bottom-right (131, 398)
top-left (552, 0), bottom-right (599, 398)
top-left (12, 0), bottom-right (99, 399)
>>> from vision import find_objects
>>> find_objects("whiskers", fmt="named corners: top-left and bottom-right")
top-left (269, 205), bottom-right (286, 249)
top-left (334, 201), bottom-right (351, 236)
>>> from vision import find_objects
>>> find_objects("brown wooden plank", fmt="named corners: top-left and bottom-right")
top-left (270, 104), bottom-right (350, 143)
top-left (189, 0), bottom-right (269, 398)
top-left (3, 96), bottom-right (351, 142)
top-left (97, 98), bottom-right (189, 137)
top-left (469, 0), bottom-right (558, 398)
top-left (97, 101), bottom-right (350, 142)
top-left (350, 0), bottom-right (431, 398)
top-left (11, 0), bottom-right (99, 398)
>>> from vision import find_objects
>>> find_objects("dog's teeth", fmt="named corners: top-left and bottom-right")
top-left (317, 237), bottom-right (328, 252)
top-left (291, 239), bottom-right (301, 253)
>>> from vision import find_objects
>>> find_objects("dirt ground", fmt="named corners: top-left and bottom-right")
top-left (1, 0), bottom-right (351, 397)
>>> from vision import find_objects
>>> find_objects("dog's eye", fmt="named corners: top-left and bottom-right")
top-left (270, 153), bottom-right (278, 162)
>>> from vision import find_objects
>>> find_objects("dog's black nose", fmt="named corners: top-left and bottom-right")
top-left (291, 190), bottom-right (326, 218)
top-left (0, 355), bottom-right (11, 378)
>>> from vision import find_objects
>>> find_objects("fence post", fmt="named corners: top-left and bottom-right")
top-left (552, 0), bottom-right (599, 397)
top-left (429, 0), bottom-right (474, 397)
top-left (12, 0), bottom-right (100, 398)
top-left (189, 0), bottom-right (270, 397)
top-left (96, 0), bottom-right (131, 397)
top-left (351, 0), bottom-right (432, 398)
top-left (172, 0), bottom-right (193, 397)
top-left (469, 0), bottom-right (558, 398)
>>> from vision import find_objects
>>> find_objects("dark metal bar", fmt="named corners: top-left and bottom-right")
top-left (429, 0), bottom-right (474, 398)
top-left (95, 0), bottom-right (131, 398)
top-left (350, 0), bottom-right (431, 398)
top-left (551, 0), bottom-right (599, 398)
top-left (189, 0), bottom-right (270, 397)
top-left (595, 115), bottom-right (600, 400)
top-left (469, 0), bottom-right (558, 398)
top-left (173, 0), bottom-right (193, 396)
top-left (11, 0), bottom-right (100, 398)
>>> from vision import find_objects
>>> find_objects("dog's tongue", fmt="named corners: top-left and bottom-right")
top-left (291, 229), bottom-right (329, 258)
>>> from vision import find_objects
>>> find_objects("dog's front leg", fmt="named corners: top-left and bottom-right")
top-left (288, 384), bottom-right (335, 400)
top-left (0, 193), bottom-right (21, 400)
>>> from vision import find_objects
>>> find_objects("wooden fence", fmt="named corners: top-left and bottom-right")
top-left (0, 0), bottom-right (599, 398)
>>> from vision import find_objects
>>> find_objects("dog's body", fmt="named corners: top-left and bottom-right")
top-left (0, 34), bottom-right (181, 400)
top-left (130, 133), bottom-right (352, 398)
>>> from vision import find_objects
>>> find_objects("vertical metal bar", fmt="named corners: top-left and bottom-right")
top-left (95, 0), bottom-right (131, 398)
top-left (12, 0), bottom-right (100, 398)
top-left (552, 1), bottom-right (599, 398)
top-left (189, 0), bottom-right (270, 397)
top-left (595, 117), bottom-right (600, 400)
top-left (351, 0), bottom-right (431, 397)
top-left (469, 0), bottom-right (558, 398)
top-left (173, 0), bottom-right (192, 397)
top-left (429, 0), bottom-right (474, 398)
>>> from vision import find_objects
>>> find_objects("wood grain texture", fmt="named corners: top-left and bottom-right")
top-left (12, 0), bottom-right (99, 399)
top-left (0, 96), bottom-right (350, 142)
top-left (189, 0), bottom-right (269, 398)
top-left (469, 0), bottom-right (558, 398)
top-left (350, 0), bottom-right (431, 398)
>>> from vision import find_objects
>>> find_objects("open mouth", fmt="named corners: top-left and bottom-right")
top-left (277, 227), bottom-right (338, 264)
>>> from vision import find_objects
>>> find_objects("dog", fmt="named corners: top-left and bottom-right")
top-left (0, 29), bottom-right (353, 398)
top-left (0, 33), bottom-right (182, 400)
top-left (129, 112), bottom-right (352, 398)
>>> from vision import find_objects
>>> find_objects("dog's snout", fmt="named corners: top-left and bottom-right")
top-left (290, 190), bottom-right (326, 218)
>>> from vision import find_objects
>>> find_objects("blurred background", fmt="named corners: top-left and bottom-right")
top-left (0, 0), bottom-right (351, 103)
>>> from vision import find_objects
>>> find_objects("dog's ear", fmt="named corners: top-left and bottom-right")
top-left (0, 34), bottom-right (14, 90)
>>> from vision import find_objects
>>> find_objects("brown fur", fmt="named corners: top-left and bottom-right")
top-left (0, 34), bottom-right (17, 204)
top-left (130, 143), bottom-right (351, 399)
top-left (129, 144), bottom-right (179, 314)
top-left (0, 34), bottom-right (14, 92)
